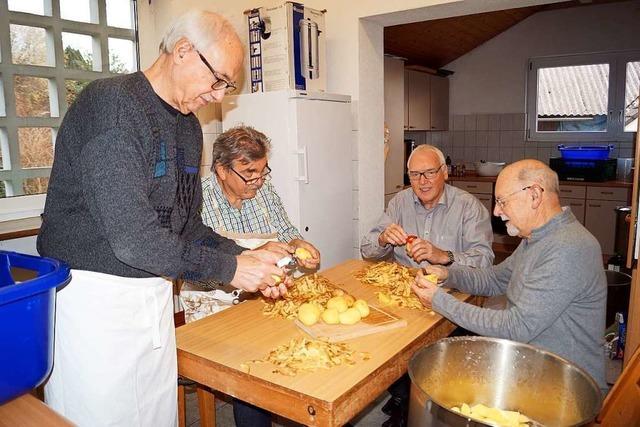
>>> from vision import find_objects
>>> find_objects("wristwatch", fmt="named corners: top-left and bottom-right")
top-left (443, 250), bottom-right (455, 266)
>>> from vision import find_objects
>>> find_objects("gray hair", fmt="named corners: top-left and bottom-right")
top-left (407, 144), bottom-right (446, 168)
top-left (212, 125), bottom-right (271, 170)
top-left (517, 163), bottom-right (560, 194)
top-left (159, 10), bottom-right (237, 53)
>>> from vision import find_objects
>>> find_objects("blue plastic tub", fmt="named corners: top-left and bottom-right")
top-left (557, 144), bottom-right (614, 160)
top-left (0, 251), bottom-right (70, 404)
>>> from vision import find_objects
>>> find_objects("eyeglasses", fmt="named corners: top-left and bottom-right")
top-left (495, 185), bottom-right (544, 209)
top-left (229, 165), bottom-right (272, 185)
top-left (408, 164), bottom-right (444, 181)
top-left (197, 50), bottom-right (237, 94)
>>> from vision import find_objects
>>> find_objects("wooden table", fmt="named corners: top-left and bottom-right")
top-left (0, 394), bottom-right (73, 426)
top-left (176, 259), bottom-right (478, 427)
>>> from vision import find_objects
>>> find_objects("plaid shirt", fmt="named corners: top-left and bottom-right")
top-left (201, 175), bottom-right (302, 243)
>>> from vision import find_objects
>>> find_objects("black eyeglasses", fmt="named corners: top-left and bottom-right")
top-left (197, 50), bottom-right (237, 93)
top-left (408, 164), bottom-right (444, 181)
top-left (229, 165), bottom-right (272, 185)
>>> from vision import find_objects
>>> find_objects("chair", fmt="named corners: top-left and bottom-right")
top-left (596, 345), bottom-right (640, 426)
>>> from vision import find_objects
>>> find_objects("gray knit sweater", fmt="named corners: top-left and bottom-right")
top-left (38, 72), bottom-right (243, 282)
top-left (433, 208), bottom-right (607, 390)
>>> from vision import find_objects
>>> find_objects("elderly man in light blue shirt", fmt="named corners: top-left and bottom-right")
top-left (361, 145), bottom-right (494, 269)
top-left (361, 144), bottom-right (494, 427)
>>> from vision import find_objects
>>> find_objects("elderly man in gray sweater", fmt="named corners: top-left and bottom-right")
top-left (415, 159), bottom-right (607, 392)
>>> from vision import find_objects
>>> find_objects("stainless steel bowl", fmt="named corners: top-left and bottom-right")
top-left (408, 336), bottom-right (602, 427)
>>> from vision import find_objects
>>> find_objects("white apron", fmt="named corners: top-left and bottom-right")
top-left (45, 269), bottom-right (176, 427)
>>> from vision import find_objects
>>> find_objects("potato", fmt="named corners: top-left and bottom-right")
top-left (344, 294), bottom-right (355, 307)
top-left (424, 273), bottom-right (439, 284)
top-left (272, 274), bottom-right (283, 284)
top-left (321, 308), bottom-right (340, 324)
top-left (297, 303), bottom-right (320, 326)
top-left (353, 299), bottom-right (370, 318)
top-left (294, 247), bottom-right (313, 260)
top-left (377, 292), bottom-right (392, 306)
top-left (338, 307), bottom-right (362, 325)
top-left (326, 296), bottom-right (349, 313)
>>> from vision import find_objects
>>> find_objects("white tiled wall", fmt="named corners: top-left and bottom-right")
top-left (405, 113), bottom-right (635, 168)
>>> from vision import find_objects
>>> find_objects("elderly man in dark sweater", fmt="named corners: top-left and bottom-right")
top-left (415, 159), bottom-right (607, 393)
top-left (37, 10), bottom-right (287, 427)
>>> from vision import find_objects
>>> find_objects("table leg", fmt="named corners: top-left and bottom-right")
top-left (178, 384), bottom-right (186, 427)
top-left (196, 385), bottom-right (216, 427)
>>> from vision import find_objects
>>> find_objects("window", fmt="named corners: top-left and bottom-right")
top-left (0, 0), bottom-right (138, 217)
top-left (527, 51), bottom-right (640, 141)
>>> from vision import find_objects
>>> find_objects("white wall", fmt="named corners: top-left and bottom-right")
top-left (135, 0), bottom-right (561, 254)
top-left (447, 0), bottom-right (640, 115)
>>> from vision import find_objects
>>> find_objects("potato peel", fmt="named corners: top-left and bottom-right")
top-left (355, 262), bottom-right (425, 310)
top-left (244, 338), bottom-right (370, 376)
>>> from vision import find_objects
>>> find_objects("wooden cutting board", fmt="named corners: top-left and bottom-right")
top-left (294, 304), bottom-right (407, 342)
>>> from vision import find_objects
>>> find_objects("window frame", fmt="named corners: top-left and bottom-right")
top-left (526, 50), bottom-right (640, 142)
top-left (0, 0), bottom-right (138, 221)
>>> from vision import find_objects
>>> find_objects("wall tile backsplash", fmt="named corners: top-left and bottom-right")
top-left (405, 113), bottom-right (635, 168)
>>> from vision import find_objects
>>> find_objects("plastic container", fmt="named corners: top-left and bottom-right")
top-left (557, 144), bottom-right (614, 160)
top-left (0, 250), bottom-right (71, 404)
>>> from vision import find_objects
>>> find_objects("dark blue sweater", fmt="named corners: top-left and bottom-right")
top-left (38, 72), bottom-right (242, 282)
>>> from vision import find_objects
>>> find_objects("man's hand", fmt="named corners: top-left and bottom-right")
top-left (418, 265), bottom-right (449, 283)
top-left (259, 274), bottom-right (291, 299)
top-left (290, 239), bottom-right (320, 269)
top-left (411, 269), bottom-right (445, 309)
top-left (378, 223), bottom-right (408, 247)
top-left (256, 241), bottom-right (294, 258)
top-left (230, 253), bottom-right (285, 294)
top-left (407, 238), bottom-right (450, 264)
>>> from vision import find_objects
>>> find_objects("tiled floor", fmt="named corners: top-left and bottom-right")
top-left (183, 386), bottom-right (389, 427)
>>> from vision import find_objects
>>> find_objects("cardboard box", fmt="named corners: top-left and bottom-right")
top-left (247, 2), bottom-right (326, 93)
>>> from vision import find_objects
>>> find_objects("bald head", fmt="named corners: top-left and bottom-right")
top-left (499, 159), bottom-right (560, 196)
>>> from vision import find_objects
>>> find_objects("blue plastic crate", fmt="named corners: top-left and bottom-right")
top-left (0, 250), bottom-right (70, 404)
top-left (557, 144), bottom-right (614, 160)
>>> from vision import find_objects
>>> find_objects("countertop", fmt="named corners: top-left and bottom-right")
top-left (0, 394), bottom-right (73, 426)
top-left (0, 216), bottom-right (41, 241)
top-left (448, 173), bottom-right (633, 188)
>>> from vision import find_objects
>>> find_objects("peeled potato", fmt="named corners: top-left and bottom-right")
top-left (327, 296), bottom-right (349, 313)
top-left (424, 273), bottom-right (439, 284)
top-left (297, 303), bottom-right (321, 326)
top-left (339, 307), bottom-right (362, 325)
top-left (271, 274), bottom-right (283, 284)
top-left (294, 247), bottom-right (313, 260)
top-left (344, 294), bottom-right (355, 307)
top-left (321, 307), bottom-right (340, 324)
top-left (377, 292), bottom-right (392, 306)
top-left (353, 299), bottom-right (370, 318)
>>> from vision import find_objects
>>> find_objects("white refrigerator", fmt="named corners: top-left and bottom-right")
top-left (221, 90), bottom-right (353, 269)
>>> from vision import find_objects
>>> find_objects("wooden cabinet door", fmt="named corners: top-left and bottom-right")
top-left (585, 199), bottom-right (622, 256)
top-left (474, 193), bottom-right (493, 214)
top-left (560, 197), bottom-right (586, 224)
top-left (406, 70), bottom-right (430, 130)
top-left (384, 57), bottom-right (406, 195)
top-left (404, 70), bottom-right (409, 130)
top-left (430, 75), bottom-right (449, 130)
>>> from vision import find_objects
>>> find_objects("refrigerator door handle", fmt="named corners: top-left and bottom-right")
top-left (295, 147), bottom-right (309, 183)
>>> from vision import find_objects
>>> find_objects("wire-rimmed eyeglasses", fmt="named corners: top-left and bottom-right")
top-left (197, 50), bottom-right (237, 94)
top-left (229, 165), bottom-right (272, 185)
top-left (495, 185), bottom-right (544, 209)
top-left (408, 164), bottom-right (444, 181)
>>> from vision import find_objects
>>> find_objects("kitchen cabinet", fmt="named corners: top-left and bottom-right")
top-left (584, 186), bottom-right (630, 256)
top-left (384, 57), bottom-right (406, 197)
top-left (558, 185), bottom-right (586, 224)
top-left (404, 70), bottom-right (449, 131)
top-left (449, 180), bottom-right (493, 214)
